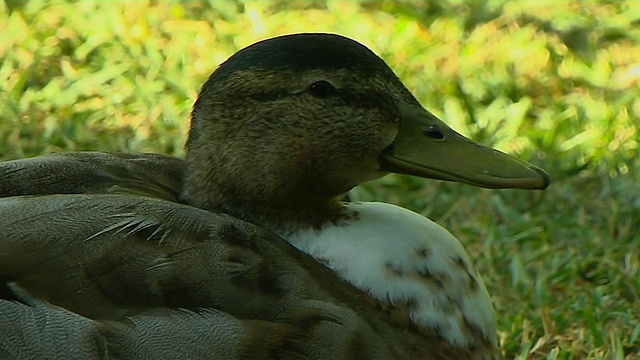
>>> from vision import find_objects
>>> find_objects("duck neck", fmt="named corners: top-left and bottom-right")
top-left (181, 158), bottom-right (348, 234)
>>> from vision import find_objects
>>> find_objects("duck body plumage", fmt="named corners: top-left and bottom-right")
top-left (285, 202), bottom-right (496, 351)
top-left (0, 33), bottom-right (549, 359)
top-left (0, 191), bottom-right (457, 359)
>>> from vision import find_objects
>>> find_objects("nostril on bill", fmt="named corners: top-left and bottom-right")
top-left (423, 125), bottom-right (444, 140)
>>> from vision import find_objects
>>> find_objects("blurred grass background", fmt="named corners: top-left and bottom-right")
top-left (1, 0), bottom-right (638, 358)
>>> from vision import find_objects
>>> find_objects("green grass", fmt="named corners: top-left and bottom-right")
top-left (1, 0), bottom-right (639, 358)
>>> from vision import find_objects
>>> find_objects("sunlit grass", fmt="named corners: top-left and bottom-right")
top-left (1, 0), bottom-right (638, 358)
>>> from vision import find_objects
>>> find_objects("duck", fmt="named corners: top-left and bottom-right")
top-left (0, 33), bottom-right (549, 359)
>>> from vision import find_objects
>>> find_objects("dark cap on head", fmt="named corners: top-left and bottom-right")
top-left (210, 33), bottom-right (394, 81)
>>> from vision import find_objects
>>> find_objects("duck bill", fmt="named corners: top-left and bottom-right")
top-left (380, 105), bottom-right (550, 190)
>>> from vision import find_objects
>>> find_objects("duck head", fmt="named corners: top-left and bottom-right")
top-left (183, 33), bottom-right (549, 230)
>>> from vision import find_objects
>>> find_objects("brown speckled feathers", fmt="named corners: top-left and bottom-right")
top-left (0, 154), bottom-right (466, 359)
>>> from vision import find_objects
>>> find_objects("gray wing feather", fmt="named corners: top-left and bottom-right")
top-left (0, 152), bottom-right (184, 201)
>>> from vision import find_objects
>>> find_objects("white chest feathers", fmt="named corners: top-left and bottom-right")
top-left (283, 202), bottom-right (497, 350)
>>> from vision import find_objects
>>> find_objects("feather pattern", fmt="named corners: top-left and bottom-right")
top-left (0, 193), bottom-right (461, 359)
top-left (0, 152), bottom-right (184, 201)
top-left (285, 202), bottom-right (497, 352)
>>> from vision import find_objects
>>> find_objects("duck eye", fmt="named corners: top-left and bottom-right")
top-left (308, 81), bottom-right (336, 98)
